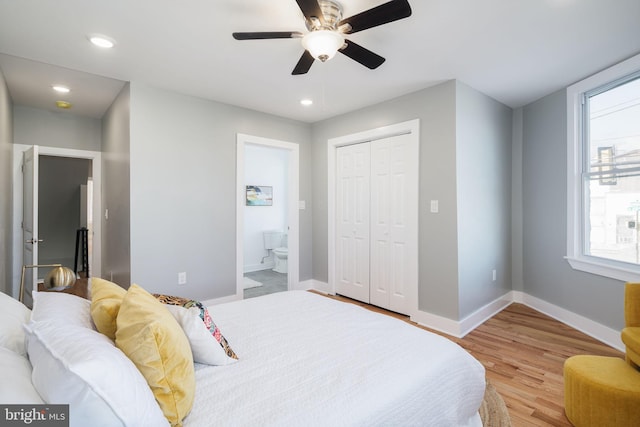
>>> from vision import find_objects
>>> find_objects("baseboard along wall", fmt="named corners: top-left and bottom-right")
top-left (307, 282), bottom-right (625, 352)
top-left (204, 279), bottom-right (624, 352)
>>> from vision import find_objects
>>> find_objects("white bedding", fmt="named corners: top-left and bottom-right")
top-left (185, 291), bottom-right (485, 427)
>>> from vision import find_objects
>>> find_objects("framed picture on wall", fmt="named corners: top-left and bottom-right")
top-left (246, 185), bottom-right (273, 206)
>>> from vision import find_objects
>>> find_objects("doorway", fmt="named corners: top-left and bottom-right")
top-left (12, 145), bottom-right (102, 298)
top-left (236, 134), bottom-right (299, 300)
top-left (37, 155), bottom-right (92, 272)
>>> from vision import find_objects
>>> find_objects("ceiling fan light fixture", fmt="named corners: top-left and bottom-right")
top-left (52, 85), bottom-right (70, 94)
top-left (88, 34), bottom-right (116, 49)
top-left (302, 30), bottom-right (344, 62)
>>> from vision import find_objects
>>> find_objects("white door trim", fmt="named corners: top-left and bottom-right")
top-left (236, 134), bottom-right (300, 299)
top-left (327, 119), bottom-right (420, 311)
top-left (12, 144), bottom-right (102, 297)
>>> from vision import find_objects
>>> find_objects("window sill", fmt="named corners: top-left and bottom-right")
top-left (565, 256), bottom-right (640, 283)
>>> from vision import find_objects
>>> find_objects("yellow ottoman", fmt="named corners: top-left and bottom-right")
top-left (564, 355), bottom-right (640, 426)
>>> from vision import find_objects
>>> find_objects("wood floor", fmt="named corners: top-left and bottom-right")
top-left (316, 292), bottom-right (624, 426)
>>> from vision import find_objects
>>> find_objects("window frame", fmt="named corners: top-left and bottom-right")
top-left (567, 53), bottom-right (640, 282)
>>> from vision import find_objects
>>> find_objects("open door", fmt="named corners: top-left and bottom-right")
top-left (22, 146), bottom-right (39, 307)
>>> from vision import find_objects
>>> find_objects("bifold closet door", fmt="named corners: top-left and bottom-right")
top-left (369, 134), bottom-right (418, 315)
top-left (335, 143), bottom-right (371, 303)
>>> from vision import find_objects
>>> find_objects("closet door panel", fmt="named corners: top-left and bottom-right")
top-left (371, 135), bottom-right (417, 315)
top-left (370, 143), bottom-right (390, 308)
top-left (389, 134), bottom-right (418, 315)
top-left (335, 143), bottom-right (370, 303)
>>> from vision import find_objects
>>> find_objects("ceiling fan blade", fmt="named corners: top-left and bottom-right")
top-left (339, 0), bottom-right (412, 34)
top-left (292, 51), bottom-right (315, 75)
top-left (295, 0), bottom-right (326, 26)
top-left (232, 31), bottom-right (303, 40)
top-left (339, 40), bottom-right (385, 69)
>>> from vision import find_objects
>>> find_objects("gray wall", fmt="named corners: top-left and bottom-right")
top-left (456, 82), bottom-right (513, 318)
top-left (13, 105), bottom-right (101, 150)
top-left (10, 104), bottom-right (102, 293)
top-left (101, 84), bottom-right (131, 287)
top-left (522, 89), bottom-right (624, 330)
top-left (511, 108), bottom-right (524, 292)
top-left (0, 68), bottom-right (12, 295)
top-left (311, 80), bottom-right (509, 321)
top-left (128, 83), bottom-right (312, 301)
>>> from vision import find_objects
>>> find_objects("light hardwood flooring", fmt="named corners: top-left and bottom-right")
top-left (315, 292), bottom-right (624, 426)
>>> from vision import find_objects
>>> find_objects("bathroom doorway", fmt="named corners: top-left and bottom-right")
top-left (236, 134), bottom-right (299, 300)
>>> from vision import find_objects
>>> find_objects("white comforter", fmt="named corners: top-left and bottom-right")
top-left (185, 291), bottom-right (485, 427)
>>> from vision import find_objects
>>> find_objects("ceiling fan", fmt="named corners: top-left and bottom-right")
top-left (232, 0), bottom-right (412, 75)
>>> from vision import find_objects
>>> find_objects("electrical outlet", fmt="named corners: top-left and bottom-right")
top-left (178, 272), bottom-right (187, 285)
top-left (492, 270), bottom-right (497, 281)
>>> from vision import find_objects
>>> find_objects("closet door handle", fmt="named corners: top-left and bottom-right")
top-left (26, 238), bottom-right (44, 244)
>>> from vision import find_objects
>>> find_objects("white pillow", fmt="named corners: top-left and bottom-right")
top-left (166, 304), bottom-right (238, 365)
top-left (24, 321), bottom-right (169, 427)
top-left (0, 291), bottom-right (31, 355)
top-left (0, 347), bottom-right (44, 403)
top-left (31, 290), bottom-right (94, 330)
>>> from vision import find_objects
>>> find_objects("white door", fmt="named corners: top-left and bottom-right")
top-left (335, 143), bottom-right (371, 302)
top-left (22, 146), bottom-right (39, 307)
top-left (370, 134), bottom-right (418, 315)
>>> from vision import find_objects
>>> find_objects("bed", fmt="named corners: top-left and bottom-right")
top-left (0, 285), bottom-right (486, 427)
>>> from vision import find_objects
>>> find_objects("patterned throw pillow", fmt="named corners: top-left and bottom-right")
top-left (154, 294), bottom-right (238, 361)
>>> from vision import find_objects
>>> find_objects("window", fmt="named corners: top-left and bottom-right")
top-left (567, 54), bottom-right (640, 281)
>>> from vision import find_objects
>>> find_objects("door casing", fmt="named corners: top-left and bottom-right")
top-left (327, 119), bottom-right (420, 316)
top-left (12, 144), bottom-right (102, 297)
top-left (235, 134), bottom-right (300, 299)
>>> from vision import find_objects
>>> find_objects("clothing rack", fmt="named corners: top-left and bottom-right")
top-left (74, 227), bottom-right (89, 277)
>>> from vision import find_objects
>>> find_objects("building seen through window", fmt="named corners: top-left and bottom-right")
top-left (586, 76), bottom-right (640, 264)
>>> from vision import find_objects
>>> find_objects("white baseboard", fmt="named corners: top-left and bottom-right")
top-left (243, 262), bottom-right (275, 273)
top-left (295, 279), bottom-right (313, 291)
top-left (306, 279), bottom-right (333, 294)
top-left (411, 293), bottom-right (513, 338)
top-left (411, 310), bottom-right (465, 337)
top-left (307, 280), bottom-right (623, 350)
top-left (202, 293), bottom-right (241, 307)
top-left (512, 291), bottom-right (624, 352)
top-left (458, 292), bottom-right (515, 337)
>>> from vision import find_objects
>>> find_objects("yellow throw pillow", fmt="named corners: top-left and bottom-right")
top-left (115, 284), bottom-right (195, 427)
top-left (90, 278), bottom-right (127, 340)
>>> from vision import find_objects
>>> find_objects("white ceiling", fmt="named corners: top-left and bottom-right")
top-left (0, 0), bottom-right (639, 122)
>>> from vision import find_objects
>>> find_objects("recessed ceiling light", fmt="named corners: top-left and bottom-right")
top-left (300, 99), bottom-right (313, 106)
top-left (88, 34), bottom-right (116, 48)
top-left (55, 100), bottom-right (72, 109)
top-left (52, 85), bottom-right (70, 94)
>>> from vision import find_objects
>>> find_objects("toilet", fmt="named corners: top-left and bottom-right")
top-left (263, 231), bottom-right (288, 274)
top-left (272, 232), bottom-right (288, 274)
